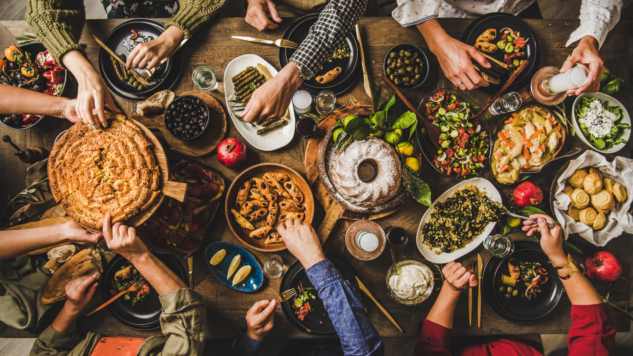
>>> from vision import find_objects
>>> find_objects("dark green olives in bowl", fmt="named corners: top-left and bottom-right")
top-left (383, 44), bottom-right (428, 90)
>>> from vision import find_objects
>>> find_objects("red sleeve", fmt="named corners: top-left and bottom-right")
top-left (414, 319), bottom-right (453, 356)
top-left (567, 304), bottom-right (615, 356)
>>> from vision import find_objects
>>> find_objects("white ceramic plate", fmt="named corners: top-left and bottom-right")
top-left (223, 54), bottom-right (296, 151)
top-left (416, 178), bottom-right (502, 263)
top-left (572, 92), bottom-right (631, 154)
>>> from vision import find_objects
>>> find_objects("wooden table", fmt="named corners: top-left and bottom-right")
top-left (0, 17), bottom-right (630, 340)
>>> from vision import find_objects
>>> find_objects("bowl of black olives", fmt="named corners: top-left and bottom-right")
top-left (383, 44), bottom-right (428, 90)
top-left (164, 96), bottom-right (210, 141)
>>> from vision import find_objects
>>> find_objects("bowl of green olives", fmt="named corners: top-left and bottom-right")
top-left (383, 44), bottom-right (428, 89)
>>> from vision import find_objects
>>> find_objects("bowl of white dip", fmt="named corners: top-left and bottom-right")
top-left (385, 260), bottom-right (434, 306)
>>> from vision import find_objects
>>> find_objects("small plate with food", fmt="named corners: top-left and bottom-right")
top-left (224, 163), bottom-right (314, 252)
top-left (416, 178), bottom-right (503, 263)
top-left (223, 54), bottom-right (296, 151)
top-left (572, 92), bottom-right (630, 154)
top-left (205, 241), bottom-right (263, 292)
top-left (101, 252), bottom-right (186, 330)
top-left (483, 241), bottom-right (563, 322)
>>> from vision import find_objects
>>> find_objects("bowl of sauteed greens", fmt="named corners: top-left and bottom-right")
top-left (572, 93), bottom-right (630, 154)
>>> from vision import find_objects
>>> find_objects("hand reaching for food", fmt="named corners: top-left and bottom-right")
top-left (522, 214), bottom-right (566, 263)
top-left (277, 220), bottom-right (324, 269)
top-left (560, 36), bottom-right (604, 96)
top-left (64, 274), bottom-right (99, 313)
top-left (241, 63), bottom-right (302, 123)
top-left (126, 26), bottom-right (185, 70)
top-left (245, 299), bottom-right (277, 341)
top-left (442, 261), bottom-right (478, 292)
top-left (61, 220), bottom-right (103, 245)
top-left (246, 0), bottom-right (282, 31)
top-left (102, 213), bottom-right (149, 263)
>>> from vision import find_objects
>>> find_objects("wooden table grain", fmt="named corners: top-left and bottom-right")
top-left (0, 17), bottom-right (630, 340)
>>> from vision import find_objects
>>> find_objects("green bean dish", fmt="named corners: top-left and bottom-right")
top-left (421, 185), bottom-right (504, 254)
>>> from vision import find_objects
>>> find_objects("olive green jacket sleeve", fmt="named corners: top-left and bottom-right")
top-left (25, 0), bottom-right (85, 67)
top-left (29, 325), bottom-right (101, 356)
top-left (165, 0), bottom-right (227, 39)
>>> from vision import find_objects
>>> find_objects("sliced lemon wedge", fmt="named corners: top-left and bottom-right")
top-left (227, 254), bottom-right (241, 280)
top-left (256, 63), bottom-right (273, 80)
top-left (232, 265), bottom-right (252, 286)
top-left (210, 249), bottom-right (226, 266)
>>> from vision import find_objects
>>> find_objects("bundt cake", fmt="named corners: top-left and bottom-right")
top-left (328, 137), bottom-right (402, 207)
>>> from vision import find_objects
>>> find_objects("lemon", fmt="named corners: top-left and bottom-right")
top-left (227, 255), bottom-right (241, 280)
top-left (333, 128), bottom-right (344, 142)
top-left (405, 157), bottom-right (420, 172)
top-left (506, 216), bottom-right (521, 228)
top-left (232, 265), bottom-right (252, 286)
top-left (369, 129), bottom-right (384, 138)
top-left (256, 63), bottom-right (273, 80)
top-left (210, 249), bottom-right (226, 266)
top-left (396, 142), bottom-right (415, 157)
top-left (343, 114), bottom-right (360, 127)
top-left (385, 129), bottom-right (403, 145)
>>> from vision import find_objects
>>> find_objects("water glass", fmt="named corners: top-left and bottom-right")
top-left (292, 90), bottom-right (312, 114)
top-left (483, 234), bottom-right (514, 258)
top-left (192, 66), bottom-right (218, 91)
top-left (263, 255), bottom-right (284, 279)
top-left (316, 90), bottom-right (336, 116)
top-left (488, 92), bottom-right (522, 115)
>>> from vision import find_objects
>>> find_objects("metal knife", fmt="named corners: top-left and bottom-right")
top-left (477, 253), bottom-right (483, 329)
top-left (90, 34), bottom-right (151, 86)
top-left (355, 24), bottom-right (372, 99)
top-left (1, 199), bottom-right (57, 229)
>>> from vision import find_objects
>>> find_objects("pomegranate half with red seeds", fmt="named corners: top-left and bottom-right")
top-left (585, 251), bottom-right (622, 284)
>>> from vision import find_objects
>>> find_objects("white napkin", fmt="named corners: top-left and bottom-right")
top-left (552, 150), bottom-right (633, 246)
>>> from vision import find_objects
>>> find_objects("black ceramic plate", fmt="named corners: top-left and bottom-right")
top-left (98, 19), bottom-right (182, 102)
top-left (280, 254), bottom-right (358, 335)
top-left (461, 13), bottom-right (539, 93)
top-left (483, 241), bottom-right (563, 322)
top-left (279, 14), bottom-right (361, 96)
top-left (102, 252), bottom-right (187, 330)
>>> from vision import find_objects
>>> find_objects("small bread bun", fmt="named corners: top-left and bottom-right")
top-left (579, 207), bottom-right (598, 226)
top-left (604, 178), bottom-right (616, 194)
top-left (567, 206), bottom-right (580, 221)
top-left (613, 183), bottom-right (627, 202)
top-left (583, 173), bottom-right (603, 195)
top-left (570, 188), bottom-right (590, 209)
top-left (593, 212), bottom-right (607, 230)
top-left (569, 169), bottom-right (588, 189)
top-left (589, 168), bottom-right (603, 181)
top-left (591, 190), bottom-right (615, 211)
top-left (562, 185), bottom-right (573, 198)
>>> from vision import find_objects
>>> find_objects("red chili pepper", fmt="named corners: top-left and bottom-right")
top-left (131, 29), bottom-right (139, 40)
top-left (501, 33), bottom-right (507, 40)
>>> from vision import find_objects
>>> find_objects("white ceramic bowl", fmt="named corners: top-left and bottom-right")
top-left (572, 92), bottom-right (630, 154)
top-left (385, 260), bottom-right (434, 306)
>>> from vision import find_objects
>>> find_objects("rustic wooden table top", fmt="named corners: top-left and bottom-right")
top-left (0, 17), bottom-right (630, 340)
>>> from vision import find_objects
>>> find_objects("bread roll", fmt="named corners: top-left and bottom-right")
top-left (570, 188), bottom-right (590, 209)
top-left (591, 190), bottom-right (614, 211)
top-left (136, 90), bottom-right (175, 116)
top-left (604, 178), bottom-right (616, 194)
top-left (589, 168), bottom-right (603, 181)
top-left (567, 206), bottom-right (580, 221)
top-left (613, 183), bottom-right (627, 202)
top-left (47, 244), bottom-right (77, 264)
top-left (42, 249), bottom-right (102, 305)
top-left (593, 212), bottom-right (607, 230)
top-left (579, 207), bottom-right (597, 226)
top-left (562, 185), bottom-right (573, 198)
top-left (583, 173), bottom-right (603, 195)
top-left (569, 169), bottom-right (588, 189)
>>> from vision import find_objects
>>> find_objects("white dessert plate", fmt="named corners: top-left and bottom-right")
top-left (416, 178), bottom-right (502, 264)
top-left (223, 54), bottom-right (296, 151)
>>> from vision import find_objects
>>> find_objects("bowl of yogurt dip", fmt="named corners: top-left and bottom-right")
top-left (385, 260), bottom-right (434, 306)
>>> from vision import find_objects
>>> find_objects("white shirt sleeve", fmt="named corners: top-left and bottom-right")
top-left (566, 0), bottom-right (623, 49)
top-left (392, 0), bottom-right (445, 27)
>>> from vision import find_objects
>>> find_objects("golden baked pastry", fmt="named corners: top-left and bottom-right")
top-left (593, 212), bottom-right (607, 230)
top-left (579, 207), bottom-right (598, 226)
top-left (267, 201), bottom-right (278, 227)
top-left (583, 173), bottom-right (603, 195)
top-left (283, 182), bottom-right (304, 204)
top-left (569, 169), bottom-right (588, 188)
top-left (603, 178), bottom-right (616, 194)
top-left (263, 172), bottom-right (290, 183)
top-left (247, 208), bottom-right (268, 222)
top-left (279, 212), bottom-right (305, 222)
top-left (591, 190), bottom-right (614, 211)
top-left (231, 209), bottom-right (254, 230)
top-left (264, 232), bottom-right (283, 245)
top-left (249, 226), bottom-right (272, 239)
top-left (279, 200), bottom-right (305, 212)
top-left (567, 206), bottom-right (580, 221)
top-left (613, 183), bottom-right (627, 202)
top-left (48, 115), bottom-right (161, 230)
top-left (562, 185), bottom-right (573, 198)
top-left (236, 181), bottom-right (251, 208)
top-left (477, 29), bottom-right (497, 42)
top-left (589, 168), bottom-right (603, 181)
top-left (570, 188), bottom-right (590, 209)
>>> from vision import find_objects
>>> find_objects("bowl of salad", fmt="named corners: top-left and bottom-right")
top-left (415, 89), bottom-right (491, 178)
top-left (572, 93), bottom-right (630, 154)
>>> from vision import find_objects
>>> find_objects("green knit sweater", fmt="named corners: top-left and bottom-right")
top-left (25, 0), bottom-right (226, 65)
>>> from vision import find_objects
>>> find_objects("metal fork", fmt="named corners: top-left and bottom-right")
top-left (277, 288), bottom-right (298, 303)
top-left (141, 38), bottom-right (188, 80)
top-left (231, 36), bottom-right (298, 49)
top-left (464, 259), bottom-right (475, 326)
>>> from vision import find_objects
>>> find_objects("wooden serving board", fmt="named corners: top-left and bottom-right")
top-left (304, 105), bottom-right (401, 244)
top-left (133, 91), bottom-right (227, 157)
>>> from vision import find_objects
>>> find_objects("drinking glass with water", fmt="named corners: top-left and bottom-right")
top-left (488, 92), bottom-right (522, 115)
top-left (483, 234), bottom-right (514, 258)
top-left (192, 66), bottom-right (218, 91)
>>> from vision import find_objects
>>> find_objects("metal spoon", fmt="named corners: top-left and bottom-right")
top-left (504, 209), bottom-right (556, 229)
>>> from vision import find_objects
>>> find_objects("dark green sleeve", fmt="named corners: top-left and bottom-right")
top-left (165, 0), bottom-right (227, 39)
top-left (29, 325), bottom-right (101, 356)
top-left (25, 0), bottom-right (85, 66)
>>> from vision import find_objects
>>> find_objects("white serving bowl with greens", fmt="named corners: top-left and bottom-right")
top-left (572, 92), bottom-right (630, 154)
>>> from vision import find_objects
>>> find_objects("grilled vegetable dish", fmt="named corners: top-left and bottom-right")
top-left (293, 285), bottom-right (317, 321)
top-left (111, 265), bottom-right (150, 307)
top-left (385, 47), bottom-right (425, 87)
top-left (421, 185), bottom-right (504, 254)
top-left (575, 96), bottom-right (629, 151)
top-left (499, 258), bottom-right (549, 300)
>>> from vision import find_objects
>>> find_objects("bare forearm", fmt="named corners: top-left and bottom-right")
top-left (129, 253), bottom-right (186, 295)
top-left (61, 50), bottom-right (95, 79)
top-left (0, 85), bottom-right (69, 118)
top-left (549, 255), bottom-right (603, 305)
top-left (0, 225), bottom-right (70, 261)
top-left (426, 284), bottom-right (461, 329)
top-left (416, 19), bottom-right (449, 54)
top-left (51, 303), bottom-right (81, 333)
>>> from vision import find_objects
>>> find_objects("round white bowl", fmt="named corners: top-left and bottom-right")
top-left (572, 92), bottom-right (630, 154)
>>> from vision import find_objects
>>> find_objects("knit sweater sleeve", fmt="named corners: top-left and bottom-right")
top-left (25, 0), bottom-right (85, 66)
top-left (165, 0), bottom-right (227, 39)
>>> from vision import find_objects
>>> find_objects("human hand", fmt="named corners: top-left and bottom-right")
top-left (245, 299), bottom-right (277, 342)
top-left (64, 274), bottom-right (99, 314)
top-left (560, 36), bottom-right (604, 96)
top-left (61, 220), bottom-right (103, 245)
top-left (241, 63), bottom-right (302, 123)
top-left (126, 26), bottom-right (184, 70)
top-left (442, 261), bottom-right (477, 292)
top-left (522, 214), bottom-right (566, 264)
top-left (102, 214), bottom-right (149, 262)
top-left (277, 219), bottom-right (325, 269)
top-left (61, 98), bottom-right (81, 123)
top-left (246, 0), bottom-right (282, 31)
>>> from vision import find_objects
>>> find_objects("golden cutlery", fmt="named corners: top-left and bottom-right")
top-left (464, 259), bottom-right (474, 326)
top-left (90, 34), bottom-right (150, 86)
top-left (477, 253), bottom-right (483, 328)
top-left (87, 277), bottom-right (146, 316)
top-left (277, 288), bottom-right (298, 303)
top-left (188, 256), bottom-right (194, 290)
top-left (142, 39), bottom-right (188, 80)
top-left (356, 276), bottom-right (403, 333)
top-left (355, 24), bottom-right (371, 99)
top-left (231, 36), bottom-right (297, 49)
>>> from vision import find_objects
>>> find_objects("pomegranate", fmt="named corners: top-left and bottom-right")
top-left (585, 251), bottom-right (621, 284)
top-left (513, 182), bottom-right (543, 207)
top-left (217, 137), bottom-right (247, 168)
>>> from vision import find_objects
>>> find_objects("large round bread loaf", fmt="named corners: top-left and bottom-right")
top-left (41, 249), bottom-right (103, 305)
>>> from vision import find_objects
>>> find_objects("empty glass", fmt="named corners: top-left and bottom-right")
top-left (192, 66), bottom-right (218, 91)
top-left (316, 90), bottom-right (336, 116)
top-left (483, 234), bottom-right (514, 258)
top-left (489, 92), bottom-right (522, 115)
top-left (263, 255), bottom-right (284, 279)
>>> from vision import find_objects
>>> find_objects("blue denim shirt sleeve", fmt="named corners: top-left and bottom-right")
top-left (232, 329), bottom-right (263, 356)
top-left (306, 259), bottom-right (384, 356)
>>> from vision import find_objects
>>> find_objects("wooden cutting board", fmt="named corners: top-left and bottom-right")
top-left (133, 91), bottom-right (227, 157)
top-left (304, 105), bottom-right (401, 244)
